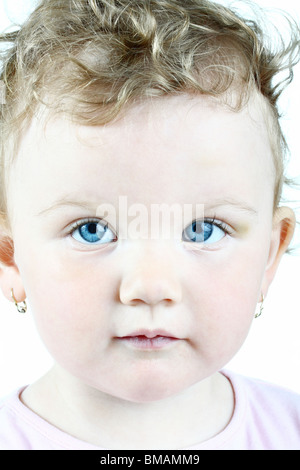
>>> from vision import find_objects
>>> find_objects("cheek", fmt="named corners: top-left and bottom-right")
top-left (17, 246), bottom-right (118, 364)
top-left (188, 241), bottom-right (268, 364)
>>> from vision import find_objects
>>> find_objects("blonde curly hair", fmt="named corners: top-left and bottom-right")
top-left (0, 0), bottom-right (300, 240)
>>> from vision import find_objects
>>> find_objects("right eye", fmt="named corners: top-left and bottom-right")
top-left (182, 219), bottom-right (229, 244)
top-left (70, 219), bottom-right (117, 245)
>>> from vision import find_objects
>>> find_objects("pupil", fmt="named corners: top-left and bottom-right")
top-left (88, 223), bottom-right (97, 234)
top-left (193, 222), bottom-right (203, 233)
top-left (192, 222), bottom-right (212, 241)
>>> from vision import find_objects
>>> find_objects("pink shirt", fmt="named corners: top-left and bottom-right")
top-left (0, 370), bottom-right (300, 450)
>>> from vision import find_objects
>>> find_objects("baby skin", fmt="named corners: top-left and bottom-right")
top-left (1, 93), bottom-right (294, 449)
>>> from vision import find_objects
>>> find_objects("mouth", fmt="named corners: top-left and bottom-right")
top-left (116, 329), bottom-right (181, 350)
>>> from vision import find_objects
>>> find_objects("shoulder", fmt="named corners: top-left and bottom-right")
top-left (0, 387), bottom-right (102, 450)
top-left (0, 387), bottom-right (33, 450)
top-left (230, 371), bottom-right (300, 412)
top-left (223, 370), bottom-right (300, 450)
top-left (0, 387), bottom-right (65, 450)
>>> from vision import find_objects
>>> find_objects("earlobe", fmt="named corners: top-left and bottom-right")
top-left (262, 206), bottom-right (296, 294)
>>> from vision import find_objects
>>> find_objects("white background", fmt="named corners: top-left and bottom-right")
top-left (0, 0), bottom-right (299, 397)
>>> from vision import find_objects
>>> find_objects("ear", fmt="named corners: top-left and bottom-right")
top-left (0, 222), bottom-right (26, 304)
top-left (261, 206), bottom-right (296, 295)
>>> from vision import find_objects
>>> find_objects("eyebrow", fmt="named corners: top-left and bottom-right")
top-left (36, 198), bottom-right (99, 217)
top-left (204, 198), bottom-right (258, 216)
top-left (36, 196), bottom-right (258, 218)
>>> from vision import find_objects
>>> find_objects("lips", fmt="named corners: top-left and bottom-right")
top-left (116, 329), bottom-right (180, 350)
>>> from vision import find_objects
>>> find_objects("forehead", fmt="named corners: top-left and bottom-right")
top-left (8, 93), bottom-right (275, 213)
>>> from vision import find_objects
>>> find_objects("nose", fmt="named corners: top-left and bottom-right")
top-left (119, 242), bottom-right (183, 306)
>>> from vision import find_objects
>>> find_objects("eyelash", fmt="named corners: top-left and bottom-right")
top-left (204, 216), bottom-right (233, 236)
top-left (66, 217), bottom-right (105, 235)
top-left (66, 216), bottom-right (233, 240)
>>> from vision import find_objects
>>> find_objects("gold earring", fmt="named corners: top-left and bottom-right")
top-left (11, 288), bottom-right (27, 314)
top-left (255, 293), bottom-right (264, 319)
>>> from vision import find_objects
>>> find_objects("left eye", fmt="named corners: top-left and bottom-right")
top-left (71, 220), bottom-right (117, 245)
top-left (182, 220), bottom-right (227, 244)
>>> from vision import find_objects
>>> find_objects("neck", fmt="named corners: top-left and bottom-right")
top-left (21, 365), bottom-right (234, 449)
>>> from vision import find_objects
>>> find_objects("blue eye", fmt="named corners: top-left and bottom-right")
top-left (182, 220), bottom-right (228, 244)
top-left (71, 220), bottom-right (117, 245)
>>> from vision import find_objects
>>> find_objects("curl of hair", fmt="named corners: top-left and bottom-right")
top-left (0, 0), bottom-right (300, 235)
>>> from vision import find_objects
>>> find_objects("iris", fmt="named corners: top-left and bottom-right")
top-left (79, 222), bottom-right (102, 243)
top-left (183, 221), bottom-right (226, 244)
top-left (71, 219), bottom-right (116, 245)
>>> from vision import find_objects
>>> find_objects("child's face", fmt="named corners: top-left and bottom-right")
top-left (5, 93), bottom-right (293, 402)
